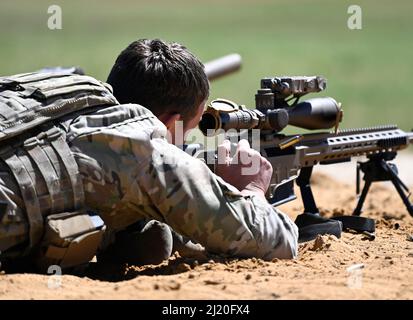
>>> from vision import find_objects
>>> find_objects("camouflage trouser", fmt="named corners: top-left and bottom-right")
top-left (0, 161), bottom-right (29, 256)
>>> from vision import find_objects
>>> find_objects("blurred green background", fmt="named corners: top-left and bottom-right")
top-left (0, 0), bottom-right (412, 132)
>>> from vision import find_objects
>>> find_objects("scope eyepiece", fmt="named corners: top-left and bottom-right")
top-left (199, 112), bottom-right (219, 135)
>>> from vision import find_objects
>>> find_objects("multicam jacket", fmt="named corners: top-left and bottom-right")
top-left (0, 103), bottom-right (298, 260)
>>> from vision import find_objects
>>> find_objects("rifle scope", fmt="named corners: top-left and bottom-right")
top-left (199, 97), bottom-right (342, 135)
top-left (199, 76), bottom-right (343, 135)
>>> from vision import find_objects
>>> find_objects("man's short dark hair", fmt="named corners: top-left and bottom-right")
top-left (107, 39), bottom-right (209, 122)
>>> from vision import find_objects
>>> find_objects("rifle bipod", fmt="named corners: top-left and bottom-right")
top-left (294, 166), bottom-right (375, 243)
top-left (353, 152), bottom-right (413, 217)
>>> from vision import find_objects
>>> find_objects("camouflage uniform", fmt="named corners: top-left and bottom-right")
top-left (1, 103), bottom-right (298, 260)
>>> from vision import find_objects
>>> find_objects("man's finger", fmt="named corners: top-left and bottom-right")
top-left (217, 139), bottom-right (231, 164)
top-left (237, 139), bottom-right (251, 152)
top-left (235, 139), bottom-right (253, 165)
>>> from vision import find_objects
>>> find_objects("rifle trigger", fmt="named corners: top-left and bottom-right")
top-left (279, 135), bottom-right (303, 150)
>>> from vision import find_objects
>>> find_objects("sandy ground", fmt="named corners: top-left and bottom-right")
top-left (1, 156), bottom-right (412, 300)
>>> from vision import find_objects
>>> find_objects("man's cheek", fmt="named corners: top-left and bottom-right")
top-left (183, 127), bottom-right (197, 143)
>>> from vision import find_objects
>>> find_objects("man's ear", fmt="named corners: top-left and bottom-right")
top-left (158, 113), bottom-right (181, 131)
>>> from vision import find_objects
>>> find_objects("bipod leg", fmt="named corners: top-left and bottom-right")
top-left (382, 161), bottom-right (413, 217)
top-left (295, 166), bottom-right (345, 242)
top-left (352, 179), bottom-right (372, 216)
top-left (296, 166), bottom-right (318, 214)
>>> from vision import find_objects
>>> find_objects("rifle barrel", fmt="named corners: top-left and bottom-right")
top-left (204, 53), bottom-right (242, 81)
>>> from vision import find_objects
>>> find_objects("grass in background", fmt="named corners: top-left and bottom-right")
top-left (0, 0), bottom-right (412, 132)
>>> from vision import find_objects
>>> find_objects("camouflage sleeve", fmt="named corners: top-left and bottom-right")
top-left (135, 138), bottom-right (298, 260)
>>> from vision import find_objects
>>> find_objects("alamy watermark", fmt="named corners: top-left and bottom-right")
top-left (47, 264), bottom-right (62, 289)
top-left (346, 263), bottom-right (364, 289)
top-left (347, 5), bottom-right (362, 30)
top-left (151, 121), bottom-right (263, 176)
top-left (47, 5), bottom-right (62, 30)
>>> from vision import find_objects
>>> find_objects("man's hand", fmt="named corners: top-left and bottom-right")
top-left (215, 139), bottom-right (273, 200)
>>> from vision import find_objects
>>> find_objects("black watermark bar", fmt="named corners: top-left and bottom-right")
top-left (0, 300), bottom-right (408, 319)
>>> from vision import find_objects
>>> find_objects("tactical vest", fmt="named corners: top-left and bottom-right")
top-left (0, 69), bottom-right (119, 270)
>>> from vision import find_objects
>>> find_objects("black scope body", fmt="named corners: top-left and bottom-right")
top-left (199, 96), bottom-right (342, 135)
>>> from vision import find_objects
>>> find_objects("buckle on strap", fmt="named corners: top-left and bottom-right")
top-left (45, 126), bottom-right (62, 140)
